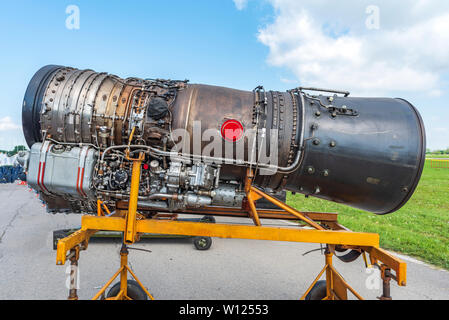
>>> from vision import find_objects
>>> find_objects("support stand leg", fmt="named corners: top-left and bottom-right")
top-left (91, 243), bottom-right (154, 300)
top-left (67, 248), bottom-right (79, 300)
top-left (300, 247), bottom-right (364, 300)
top-left (325, 249), bottom-right (333, 300)
top-left (378, 267), bottom-right (392, 300)
top-left (119, 244), bottom-right (129, 299)
top-left (245, 169), bottom-right (262, 226)
top-left (90, 155), bottom-right (154, 300)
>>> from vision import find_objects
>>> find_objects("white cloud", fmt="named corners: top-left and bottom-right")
top-left (258, 0), bottom-right (449, 95)
top-left (0, 117), bottom-right (21, 131)
top-left (434, 127), bottom-right (449, 133)
top-left (233, 0), bottom-right (248, 11)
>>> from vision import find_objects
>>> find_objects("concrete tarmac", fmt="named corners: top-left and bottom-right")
top-left (0, 184), bottom-right (448, 300)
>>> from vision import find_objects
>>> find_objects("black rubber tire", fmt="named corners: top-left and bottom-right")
top-left (334, 249), bottom-right (362, 263)
top-left (106, 280), bottom-right (148, 300)
top-left (305, 280), bottom-right (327, 300)
top-left (193, 236), bottom-right (212, 250)
top-left (200, 216), bottom-right (216, 224)
top-left (255, 191), bottom-right (287, 209)
top-left (53, 230), bottom-right (70, 250)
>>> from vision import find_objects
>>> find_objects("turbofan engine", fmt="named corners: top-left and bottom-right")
top-left (21, 65), bottom-right (426, 215)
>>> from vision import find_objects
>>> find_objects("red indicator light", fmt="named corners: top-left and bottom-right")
top-left (143, 164), bottom-right (149, 170)
top-left (221, 119), bottom-right (244, 142)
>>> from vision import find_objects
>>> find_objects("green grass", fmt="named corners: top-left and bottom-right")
top-left (287, 160), bottom-right (449, 270)
top-left (426, 154), bottom-right (449, 158)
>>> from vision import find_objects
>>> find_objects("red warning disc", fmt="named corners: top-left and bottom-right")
top-left (221, 119), bottom-right (244, 142)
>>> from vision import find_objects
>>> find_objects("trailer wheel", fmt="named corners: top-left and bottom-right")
top-left (200, 216), bottom-right (216, 224)
top-left (305, 280), bottom-right (327, 300)
top-left (193, 236), bottom-right (212, 250)
top-left (53, 230), bottom-right (69, 250)
top-left (106, 280), bottom-right (148, 300)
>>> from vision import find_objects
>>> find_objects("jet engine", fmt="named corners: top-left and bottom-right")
top-left (21, 65), bottom-right (426, 215)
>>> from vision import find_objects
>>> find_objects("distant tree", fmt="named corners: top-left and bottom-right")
top-left (4, 145), bottom-right (27, 157)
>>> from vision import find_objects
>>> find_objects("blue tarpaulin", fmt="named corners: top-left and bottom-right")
top-left (0, 166), bottom-right (24, 184)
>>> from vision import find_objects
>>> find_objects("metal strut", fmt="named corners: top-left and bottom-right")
top-left (58, 152), bottom-right (154, 300)
top-left (92, 152), bottom-right (153, 300)
top-left (55, 161), bottom-right (406, 300)
top-left (300, 247), bottom-right (364, 300)
top-left (92, 243), bottom-right (154, 300)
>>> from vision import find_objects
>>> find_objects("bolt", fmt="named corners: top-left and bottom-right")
top-left (307, 166), bottom-right (315, 175)
top-left (330, 141), bottom-right (336, 148)
top-left (313, 139), bottom-right (320, 146)
top-left (322, 170), bottom-right (329, 177)
top-left (315, 111), bottom-right (321, 117)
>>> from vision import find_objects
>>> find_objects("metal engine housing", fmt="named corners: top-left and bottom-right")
top-left (22, 65), bottom-right (426, 215)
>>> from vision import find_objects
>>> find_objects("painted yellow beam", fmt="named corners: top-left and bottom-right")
top-left (124, 154), bottom-right (143, 244)
top-left (80, 216), bottom-right (379, 247)
top-left (363, 246), bottom-right (407, 286)
top-left (56, 229), bottom-right (97, 265)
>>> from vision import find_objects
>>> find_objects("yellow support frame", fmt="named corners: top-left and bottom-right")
top-left (91, 245), bottom-right (154, 300)
top-left (55, 160), bottom-right (407, 300)
top-left (82, 216), bottom-right (379, 247)
top-left (300, 250), bottom-right (365, 300)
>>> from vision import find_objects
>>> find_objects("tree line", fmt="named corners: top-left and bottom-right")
top-left (426, 148), bottom-right (449, 155)
top-left (0, 145), bottom-right (27, 157)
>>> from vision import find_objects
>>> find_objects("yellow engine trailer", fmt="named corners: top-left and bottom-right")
top-left (56, 156), bottom-right (406, 301)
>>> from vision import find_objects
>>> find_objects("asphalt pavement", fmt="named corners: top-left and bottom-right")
top-left (0, 184), bottom-right (448, 300)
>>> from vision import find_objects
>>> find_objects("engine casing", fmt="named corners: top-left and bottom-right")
top-left (22, 65), bottom-right (426, 215)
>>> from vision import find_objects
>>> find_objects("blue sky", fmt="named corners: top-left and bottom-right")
top-left (0, 0), bottom-right (448, 150)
